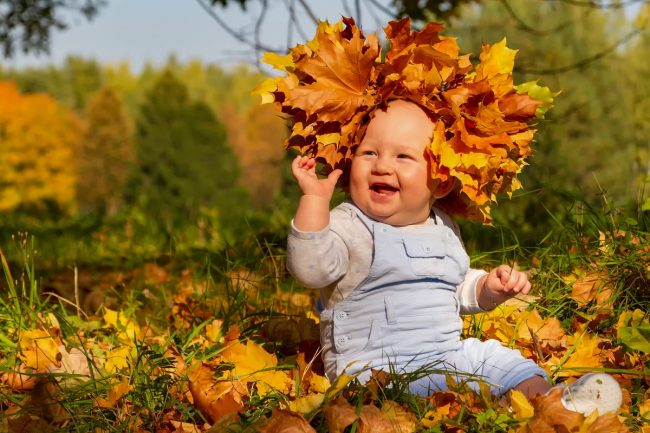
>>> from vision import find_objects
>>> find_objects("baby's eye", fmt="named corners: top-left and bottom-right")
top-left (360, 150), bottom-right (377, 156)
top-left (397, 153), bottom-right (413, 159)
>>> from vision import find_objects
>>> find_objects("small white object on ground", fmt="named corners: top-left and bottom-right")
top-left (560, 373), bottom-right (623, 416)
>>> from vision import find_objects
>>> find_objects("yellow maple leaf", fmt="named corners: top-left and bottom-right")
top-left (18, 328), bottom-right (62, 371)
top-left (510, 389), bottom-right (534, 419)
top-left (560, 332), bottom-right (603, 376)
top-left (105, 346), bottom-right (132, 374)
top-left (288, 393), bottom-right (325, 414)
top-left (103, 308), bottom-right (143, 343)
top-left (221, 340), bottom-right (292, 396)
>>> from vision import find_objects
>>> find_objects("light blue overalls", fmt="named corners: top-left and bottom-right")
top-left (319, 202), bottom-right (547, 396)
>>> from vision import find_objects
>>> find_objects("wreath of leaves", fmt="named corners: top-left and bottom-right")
top-left (255, 17), bottom-right (555, 223)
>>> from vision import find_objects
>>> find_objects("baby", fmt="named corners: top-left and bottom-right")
top-left (286, 100), bottom-right (621, 413)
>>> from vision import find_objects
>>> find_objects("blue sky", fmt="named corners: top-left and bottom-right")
top-left (4, 0), bottom-right (394, 71)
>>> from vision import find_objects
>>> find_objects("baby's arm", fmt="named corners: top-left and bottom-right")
top-left (287, 156), bottom-right (348, 289)
top-left (475, 265), bottom-right (531, 310)
top-left (291, 156), bottom-right (342, 231)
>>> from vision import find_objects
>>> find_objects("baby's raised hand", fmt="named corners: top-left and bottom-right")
top-left (478, 264), bottom-right (531, 310)
top-left (291, 155), bottom-right (342, 199)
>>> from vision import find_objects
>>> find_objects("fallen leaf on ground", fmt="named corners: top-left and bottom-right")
top-left (258, 409), bottom-right (316, 433)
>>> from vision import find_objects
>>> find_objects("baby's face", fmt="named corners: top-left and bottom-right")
top-left (350, 100), bottom-right (440, 226)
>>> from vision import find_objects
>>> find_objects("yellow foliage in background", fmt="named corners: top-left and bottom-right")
top-left (0, 81), bottom-right (82, 213)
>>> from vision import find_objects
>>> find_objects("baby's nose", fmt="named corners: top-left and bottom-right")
top-left (372, 157), bottom-right (394, 174)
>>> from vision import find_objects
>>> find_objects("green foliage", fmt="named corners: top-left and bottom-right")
top-left (78, 86), bottom-right (133, 216)
top-left (447, 0), bottom-right (649, 243)
top-left (0, 0), bottom-right (105, 57)
top-left (129, 70), bottom-right (247, 228)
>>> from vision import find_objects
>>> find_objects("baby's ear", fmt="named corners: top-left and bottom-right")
top-left (433, 178), bottom-right (457, 199)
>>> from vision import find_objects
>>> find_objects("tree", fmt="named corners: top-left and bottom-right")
top-left (129, 70), bottom-right (245, 226)
top-left (77, 86), bottom-right (133, 216)
top-left (0, 0), bottom-right (105, 57)
top-left (0, 81), bottom-right (82, 214)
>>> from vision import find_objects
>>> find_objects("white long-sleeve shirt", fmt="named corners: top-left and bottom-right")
top-left (286, 201), bottom-right (488, 314)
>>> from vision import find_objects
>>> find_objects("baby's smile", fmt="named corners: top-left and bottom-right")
top-left (370, 182), bottom-right (399, 197)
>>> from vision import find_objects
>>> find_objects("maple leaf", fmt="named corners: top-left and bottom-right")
top-left (515, 309), bottom-right (566, 349)
top-left (259, 409), bottom-right (316, 433)
top-left (558, 332), bottom-right (604, 377)
top-left (220, 339), bottom-right (292, 396)
top-left (95, 377), bottom-right (131, 408)
top-left (187, 362), bottom-right (247, 424)
top-left (46, 346), bottom-right (93, 386)
top-left (104, 346), bottom-right (132, 374)
top-left (571, 270), bottom-right (613, 307)
top-left (510, 389), bottom-right (535, 419)
top-left (103, 308), bottom-right (143, 343)
top-left (2, 363), bottom-right (39, 391)
top-left (323, 398), bottom-right (415, 433)
top-left (288, 393), bottom-right (325, 414)
top-left (18, 328), bottom-right (62, 371)
top-left (323, 397), bottom-right (358, 433)
top-left (259, 17), bottom-right (554, 223)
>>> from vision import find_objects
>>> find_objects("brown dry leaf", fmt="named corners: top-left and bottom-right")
top-left (143, 262), bottom-right (169, 284)
top-left (526, 387), bottom-right (584, 431)
top-left (258, 409), bottom-right (316, 433)
top-left (356, 404), bottom-right (397, 433)
top-left (95, 377), bottom-right (131, 408)
top-left (582, 411), bottom-right (630, 433)
top-left (46, 346), bottom-right (92, 383)
top-left (379, 400), bottom-right (417, 433)
top-left (187, 363), bottom-right (247, 423)
top-left (2, 363), bottom-right (40, 391)
top-left (515, 309), bottom-right (566, 349)
top-left (323, 397), bottom-right (358, 433)
top-left (571, 271), bottom-right (612, 307)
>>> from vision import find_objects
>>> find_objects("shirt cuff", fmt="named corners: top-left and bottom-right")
top-left (458, 269), bottom-right (489, 314)
top-left (289, 219), bottom-right (330, 240)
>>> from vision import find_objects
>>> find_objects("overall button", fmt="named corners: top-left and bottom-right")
top-left (381, 228), bottom-right (388, 233)
top-left (336, 336), bottom-right (349, 345)
top-left (335, 311), bottom-right (348, 320)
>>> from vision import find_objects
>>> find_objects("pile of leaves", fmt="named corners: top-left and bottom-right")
top-left (255, 17), bottom-right (554, 223)
top-left (0, 226), bottom-right (649, 432)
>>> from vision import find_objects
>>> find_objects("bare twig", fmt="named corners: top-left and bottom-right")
top-left (500, 0), bottom-right (585, 36)
top-left (548, 0), bottom-right (648, 9)
top-left (194, 0), bottom-right (278, 52)
top-left (517, 28), bottom-right (642, 75)
top-left (366, 0), bottom-right (398, 18)
top-left (283, 0), bottom-right (309, 42)
top-left (342, 0), bottom-right (354, 18)
top-left (296, 0), bottom-right (319, 25)
top-left (254, 0), bottom-right (269, 67)
top-left (356, 0), bottom-right (362, 27)
top-left (74, 265), bottom-right (80, 318)
top-left (43, 292), bottom-right (89, 320)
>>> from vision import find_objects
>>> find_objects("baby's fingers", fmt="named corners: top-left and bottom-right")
top-left (291, 155), bottom-right (316, 175)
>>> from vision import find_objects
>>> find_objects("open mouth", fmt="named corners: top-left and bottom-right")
top-left (370, 183), bottom-right (399, 196)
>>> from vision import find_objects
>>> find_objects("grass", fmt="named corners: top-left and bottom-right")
top-left (0, 197), bottom-right (648, 432)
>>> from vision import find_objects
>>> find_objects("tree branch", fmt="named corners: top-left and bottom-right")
top-left (500, 0), bottom-right (582, 35)
top-left (547, 0), bottom-right (648, 9)
top-left (194, 0), bottom-right (278, 52)
top-left (253, 0), bottom-right (269, 66)
top-left (517, 27), bottom-right (642, 75)
top-left (296, 0), bottom-right (319, 25)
